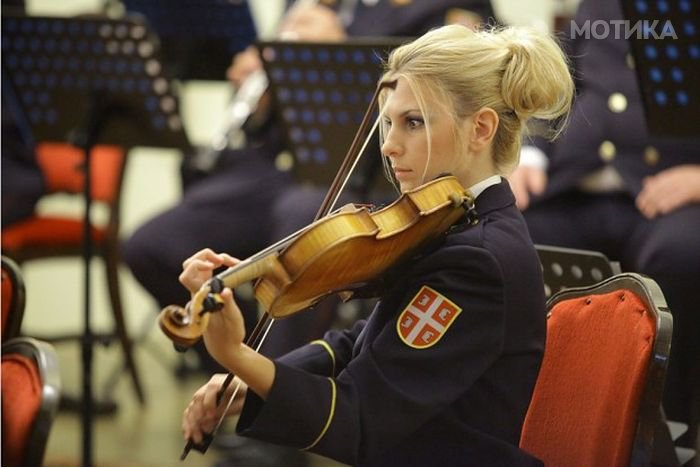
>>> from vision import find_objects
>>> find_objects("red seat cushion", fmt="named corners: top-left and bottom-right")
top-left (1, 216), bottom-right (106, 251)
top-left (520, 290), bottom-right (655, 467)
top-left (1, 353), bottom-right (42, 466)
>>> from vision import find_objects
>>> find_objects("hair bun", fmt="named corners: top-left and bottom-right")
top-left (498, 27), bottom-right (573, 122)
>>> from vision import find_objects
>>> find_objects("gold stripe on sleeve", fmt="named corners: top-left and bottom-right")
top-left (302, 377), bottom-right (337, 451)
top-left (310, 339), bottom-right (336, 375)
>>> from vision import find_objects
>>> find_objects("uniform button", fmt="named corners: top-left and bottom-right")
top-left (644, 146), bottom-right (660, 166)
top-left (275, 151), bottom-right (294, 172)
top-left (626, 53), bottom-right (635, 69)
top-left (599, 140), bottom-right (616, 162)
top-left (608, 93), bottom-right (628, 113)
top-left (390, 0), bottom-right (412, 5)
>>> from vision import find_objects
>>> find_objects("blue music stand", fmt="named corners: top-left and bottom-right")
top-left (257, 38), bottom-right (407, 195)
top-left (1, 14), bottom-right (190, 150)
top-left (622, 0), bottom-right (700, 141)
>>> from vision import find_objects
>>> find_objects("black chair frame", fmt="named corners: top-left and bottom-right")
top-left (2, 255), bottom-right (26, 342)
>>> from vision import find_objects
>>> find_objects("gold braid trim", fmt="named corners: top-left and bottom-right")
top-left (302, 377), bottom-right (337, 451)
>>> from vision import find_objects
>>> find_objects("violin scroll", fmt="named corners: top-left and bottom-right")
top-left (159, 281), bottom-right (225, 349)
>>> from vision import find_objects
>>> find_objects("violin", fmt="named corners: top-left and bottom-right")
top-left (159, 175), bottom-right (475, 348)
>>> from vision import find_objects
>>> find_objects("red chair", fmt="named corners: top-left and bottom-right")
top-left (2, 256), bottom-right (26, 343)
top-left (520, 273), bottom-right (673, 467)
top-left (2, 336), bottom-right (61, 467)
top-left (1, 142), bottom-right (144, 403)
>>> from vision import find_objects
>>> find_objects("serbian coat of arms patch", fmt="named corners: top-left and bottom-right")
top-left (396, 285), bottom-right (462, 349)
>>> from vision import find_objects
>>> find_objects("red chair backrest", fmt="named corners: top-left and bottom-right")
top-left (1, 353), bottom-right (43, 466)
top-left (35, 142), bottom-right (125, 203)
top-left (520, 289), bottom-right (656, 467)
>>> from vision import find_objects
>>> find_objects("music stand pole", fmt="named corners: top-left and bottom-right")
top-left (68, 94), bottom-right (112, 467)
top-left (80, 140), bottom-right (94, 467)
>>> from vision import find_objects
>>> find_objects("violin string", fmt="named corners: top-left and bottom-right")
top-left (315, 80), bottom-right (393, 219)
top-left (213, 196), bottom-right (357, 287)
top-left (328, 113), bottom-right (382, 212)
top-left (215, 224), bottom-right (309, 283)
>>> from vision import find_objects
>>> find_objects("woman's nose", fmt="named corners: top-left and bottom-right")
top-left (381, 129), bottom-right (401, 158)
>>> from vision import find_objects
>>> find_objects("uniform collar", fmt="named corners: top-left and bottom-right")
top-left (472, 177), bottom-right (516, 217)
top-left (468, 175), bottom-right (502, 199)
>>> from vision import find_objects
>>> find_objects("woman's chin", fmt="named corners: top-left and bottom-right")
top-left (398, 182), bottom-right (413, 193)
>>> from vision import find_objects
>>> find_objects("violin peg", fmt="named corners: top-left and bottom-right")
top-left (202, 294), bottom-right (225, 313)
top-left (209, 277), bottom-right (224, 293)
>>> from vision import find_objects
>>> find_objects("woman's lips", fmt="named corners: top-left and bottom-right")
top-left (393, 168), bottom-right (411, 179)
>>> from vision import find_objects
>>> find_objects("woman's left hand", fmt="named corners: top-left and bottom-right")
top-left (179, 249), bottom-right (245, 367)
top-left (179, 248), bottom-right (238, 294)
top-left (636, 165), bottom-right (700, 219)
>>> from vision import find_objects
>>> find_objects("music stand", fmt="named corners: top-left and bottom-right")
top-left (621, 0), bottom-right (700, 141)
top-left (1, 12), bottom-right (190, 467)
top-left (257, 38), bottom-right (407, 196)
top-left (121, 0), bottom-right (257, 80)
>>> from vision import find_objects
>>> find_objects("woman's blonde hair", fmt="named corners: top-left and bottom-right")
top-left (379, 24), bottom-right (574, 178)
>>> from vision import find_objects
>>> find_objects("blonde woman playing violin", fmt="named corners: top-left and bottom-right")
top-left (181, 24), bottom-right (573, 466)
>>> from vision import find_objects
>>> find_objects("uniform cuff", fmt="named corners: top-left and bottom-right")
top-left (236, 361), bottom-right (336, 450)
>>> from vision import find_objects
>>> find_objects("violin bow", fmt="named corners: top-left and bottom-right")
top-left (180, 78), bottom-right (397, 460)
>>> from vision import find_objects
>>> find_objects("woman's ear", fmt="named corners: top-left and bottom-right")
top-left (467, 107), bottom-right (499, 153)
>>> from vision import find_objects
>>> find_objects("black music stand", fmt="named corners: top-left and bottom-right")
top-left (257, 38), bottom-right (407, 196)
top-left (121, 0), bottom-right (257, 80)
top-left (2, 12), bottom-right (190, 467)
top-left (621, 0), bottom-right (700, 141)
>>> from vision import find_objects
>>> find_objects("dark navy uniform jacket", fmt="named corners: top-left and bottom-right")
top-left (237, 180), bottom-right (546, 466)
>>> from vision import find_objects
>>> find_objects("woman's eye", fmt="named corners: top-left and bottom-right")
top-left (407, 117), bottom-right (424, 129)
